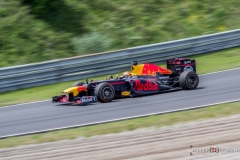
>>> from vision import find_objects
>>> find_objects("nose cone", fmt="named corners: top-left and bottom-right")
top-left (63, 86), bottom-right (87, 96)
top-left (63, 87), bottom-right (79, 96)
top-left (63, 87), bottom-right (78, 93)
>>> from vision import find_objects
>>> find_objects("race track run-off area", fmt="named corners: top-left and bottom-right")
top-left (1, 114), bottom-right (240, 159)
top-left (0, 68), bottom-right (240, 137)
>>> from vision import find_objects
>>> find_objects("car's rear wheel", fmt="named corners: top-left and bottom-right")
top-left (179, 71), bottom-right (199, 90)
top-left (94, 82), bottom-right (115, 103)
top-left (72, 81), bottom-right (84, 87)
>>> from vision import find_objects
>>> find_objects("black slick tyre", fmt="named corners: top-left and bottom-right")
top-left (72, 82), bottom-right (84, 87)
top-left (94, 82), bottom-right (115, 103)
top-left (179, 71), bottom-right (199, 90)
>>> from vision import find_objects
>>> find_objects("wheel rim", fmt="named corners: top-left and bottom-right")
top-left (187, 74), bottom-right (197, 87)
top-left (102, 87), bottom-right (114, 99)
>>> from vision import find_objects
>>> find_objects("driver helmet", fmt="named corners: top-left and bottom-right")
top-left (123, 71), bottom-right (132, 77)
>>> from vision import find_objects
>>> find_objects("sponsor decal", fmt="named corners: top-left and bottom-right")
top-left (141, 63), bottom-right (172, 75)
top-left (121, 91), bottom-right (131, 96)
top-left (159, 76), bottom-right (169, 79)
top-left (184, 66), bottom-right (193, 71)
top-left (134, 80), bottom-right (158, 91)
top-left (184, 60), bottom-right (191, 64)
top-left (81, 96), bottom-right (97, 103)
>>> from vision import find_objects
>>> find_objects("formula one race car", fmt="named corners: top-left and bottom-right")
top-left (52, 58), bottom-right (199, 105)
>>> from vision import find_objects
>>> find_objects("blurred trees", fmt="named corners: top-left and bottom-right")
top-left (20, 0), bottom-right (86, 34)
top-left (21, 0), bottom-right (59, 18)
top-left (0, 0), bottom-right (240, 67)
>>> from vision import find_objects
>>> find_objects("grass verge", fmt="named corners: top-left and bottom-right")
top-left (0, 100), bottom-right (240, 148)
top-left (0, 47), bottom-right (240, 106)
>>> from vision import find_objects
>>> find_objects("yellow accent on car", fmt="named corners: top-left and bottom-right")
top-left (121, 91), bottom-right (131, 96)
top-left (131, 64), bottom-right (144, 75)
top-left (63, 87), bottom-right (79, 96)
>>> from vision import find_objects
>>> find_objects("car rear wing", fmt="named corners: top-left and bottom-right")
top-left (166, 58), bottom-right (196, 74)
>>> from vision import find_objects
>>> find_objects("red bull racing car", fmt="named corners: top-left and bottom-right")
top-left (52, 58), bottom-right (199, 105)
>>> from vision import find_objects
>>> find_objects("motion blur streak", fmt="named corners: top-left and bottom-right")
top-left (0, 68), bottom-right (240, 137)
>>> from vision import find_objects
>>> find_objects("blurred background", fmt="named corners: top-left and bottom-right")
top-left (1, 0), bottom-right (240, 67)
top-left (1, 1), bottom-right (240, 159)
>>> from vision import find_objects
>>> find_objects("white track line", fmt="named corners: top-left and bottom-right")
top-left (1, 98), bottom-right (240, 139)
top-left (200, 67), bottom-right (240, 76)
top-left (0, 100), bottom-right (51, 109)
top-left (0, 67), bottom-right (240, 109)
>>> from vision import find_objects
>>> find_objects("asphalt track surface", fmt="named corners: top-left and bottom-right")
top-left (0, 68), bottom-right (240, 137)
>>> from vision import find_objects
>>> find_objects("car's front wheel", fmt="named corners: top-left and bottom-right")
top-left (94, 82), bottom-right (115, 103)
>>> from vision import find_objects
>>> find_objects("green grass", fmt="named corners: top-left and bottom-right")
top-left (0, 47), bottom-right (240, 106)
top-left (1, 0), bottom-right (240, 67)
top-left (0, 100), bottom-right (240, 148)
